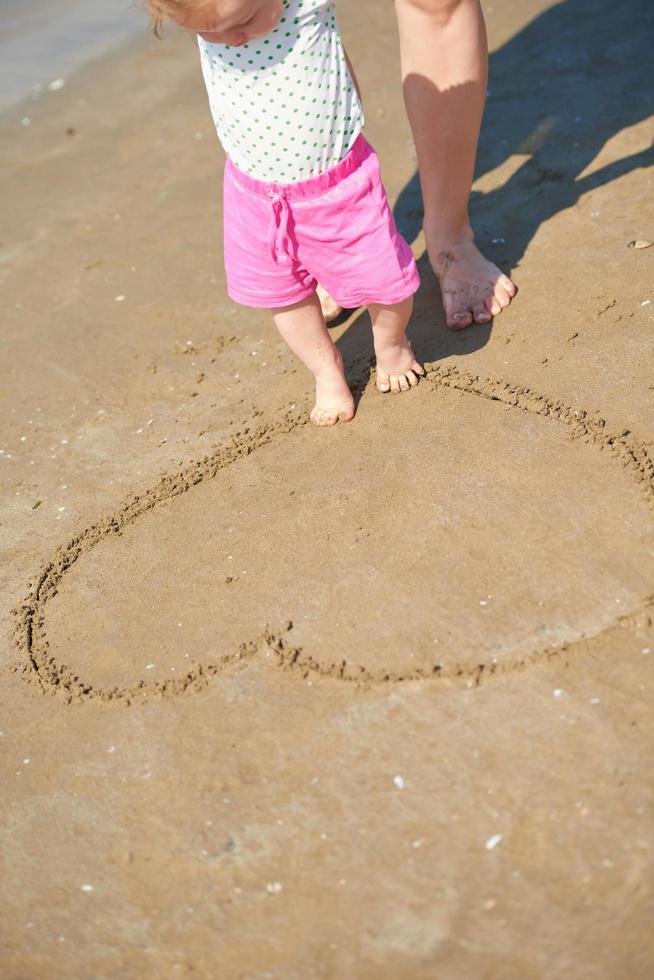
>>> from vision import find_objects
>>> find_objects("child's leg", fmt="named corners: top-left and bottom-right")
top-left (271, 291), bottom-right (355, 426)
top-left (368, 296), bottom-right (425, 393)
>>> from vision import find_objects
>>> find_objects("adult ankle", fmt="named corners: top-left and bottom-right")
top-left (424, 221), bottom-right (475, 250)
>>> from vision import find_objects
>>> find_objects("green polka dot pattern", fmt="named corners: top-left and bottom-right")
top-left (197, 0), bottom-right (364, 183)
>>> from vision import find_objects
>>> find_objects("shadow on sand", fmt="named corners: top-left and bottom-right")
top-left (336, 0), bottom-right (654, 388)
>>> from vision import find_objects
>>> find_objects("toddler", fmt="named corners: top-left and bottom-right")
top-left (146, 0), bottom-right (424, 425)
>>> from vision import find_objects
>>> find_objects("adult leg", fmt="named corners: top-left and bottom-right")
top-left (272, 292), bottom-right (355, 426)
top-left (394, 0), bottom-right (516, 328)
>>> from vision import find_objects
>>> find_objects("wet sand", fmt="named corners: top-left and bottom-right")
top-left (0, 0), bottom-right (149, 109)
top-left (1, 0), bottom-right (654, 976)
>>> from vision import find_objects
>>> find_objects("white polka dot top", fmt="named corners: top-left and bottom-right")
top-left (197, 0), bottom-right (365, 183)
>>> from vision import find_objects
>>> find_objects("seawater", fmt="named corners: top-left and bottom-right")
top-left (0, 0), bottom-right (151, 109)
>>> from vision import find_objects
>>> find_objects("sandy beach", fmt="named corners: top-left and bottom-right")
top-left (1, 0), bottom-right (653, 976)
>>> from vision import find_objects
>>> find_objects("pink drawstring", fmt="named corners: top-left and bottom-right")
top-left (267, 188), bottom-right (295, 264)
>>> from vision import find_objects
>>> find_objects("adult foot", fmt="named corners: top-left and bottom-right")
top-left (316, 283), bottom-right (343, 324)
top-left (428, 231), bottom-right (517, 330)
top-left (310, 349), bottom-right (355, 426)
top-left (375, 337), bottom-right (425, 393)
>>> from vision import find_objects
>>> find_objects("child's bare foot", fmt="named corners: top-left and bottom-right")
top-left (271, 293), bottom-right (354, 427)
top-left (310, 348), bottom-right (355, 426)
top-left (375, 336), bottom-right (425, 393)
top-left (316, 284), bottom-right (343, 324)
top-left (368, 297), bottom-right (424, 393)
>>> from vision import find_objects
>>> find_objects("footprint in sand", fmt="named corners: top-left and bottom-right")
top-left (11, 365), bottom-right (654, 704)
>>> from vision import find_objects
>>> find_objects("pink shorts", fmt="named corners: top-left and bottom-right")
top-left (222, 133), bottom-right (420, 309)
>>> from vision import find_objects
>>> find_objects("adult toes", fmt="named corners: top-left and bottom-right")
top-left (498, 274), bottom-right (517, 297)
top-left (412, 361), bottom-right (425, 376)
top-left (495, 283), bottom-right (513, 309)
top-left (390, 374), bottom-right (402, 393)
top-left (448, 310), bottom-right (474, 330)
top-left (405, 370), bottom-right (419, 387)
top-left (472, 304), bottom-right (491, 324)
top-left (398, 375), bottom-right (410, 392)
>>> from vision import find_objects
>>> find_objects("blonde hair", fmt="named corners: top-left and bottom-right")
top-left (143, 0), bottom-right (192, 38)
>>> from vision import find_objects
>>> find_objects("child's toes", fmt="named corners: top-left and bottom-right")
top-left (376, 369), bottom-right (391, 393)
top-left (377, 361), bottom-right (424, 393)
top-left (405, 349), bottom-right (425, 377)
top-left (310, 401), bottom-right (354, 426)
top-left (310, 407), bottom-right (334, 426)
top-left (389, 374), bottom-right (410, 393)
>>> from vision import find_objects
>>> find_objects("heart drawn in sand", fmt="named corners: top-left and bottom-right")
top-left (11, 365), bottom-right (654, 705)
